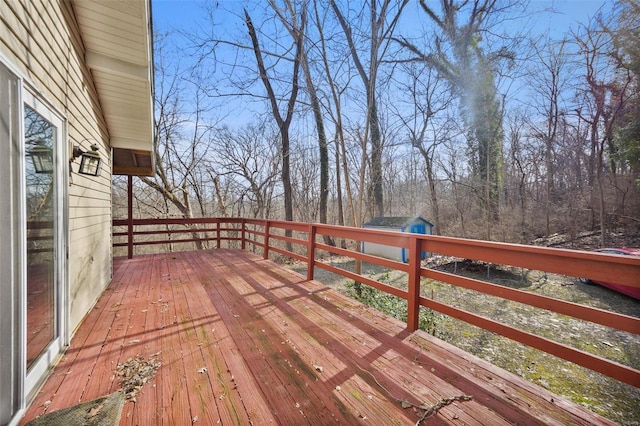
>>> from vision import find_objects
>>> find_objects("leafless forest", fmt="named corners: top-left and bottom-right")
top-left (113, 0), bottom-right (640, 246)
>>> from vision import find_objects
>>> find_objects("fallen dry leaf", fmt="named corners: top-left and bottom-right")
top-left (85, 401), bottom-right (105, 419)
top-left (116, 354), bottom-right (161, 401)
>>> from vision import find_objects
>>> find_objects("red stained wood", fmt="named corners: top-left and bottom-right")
top-left (26, 263), bottom-right (56, 369)
top-left (21, 250), bottom-right (615, 425)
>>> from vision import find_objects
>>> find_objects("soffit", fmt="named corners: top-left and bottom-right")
top-left (72, 0), bottom-right (155, 176)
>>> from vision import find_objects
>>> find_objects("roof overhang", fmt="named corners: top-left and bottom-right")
top-left (72, 0), bottom-right (155, 176)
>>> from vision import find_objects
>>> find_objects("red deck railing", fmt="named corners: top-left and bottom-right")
top-left (112, 217), bottom-right (640, 388)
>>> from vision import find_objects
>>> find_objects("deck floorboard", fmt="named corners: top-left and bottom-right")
top-left (21, 249), bottom-right (614, 425)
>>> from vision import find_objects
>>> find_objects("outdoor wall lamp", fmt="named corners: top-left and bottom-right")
top-left (71, 143), bottom-right (101, 176)
top-left (28, 139), bottom-right (54, 174)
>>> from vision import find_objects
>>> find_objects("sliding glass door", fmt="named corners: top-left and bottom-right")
top-left (24, 103), bottom-right (58, 370)
top-left (23, 92), bottom-right (65, 399)
top-left (0, 62), bottom-right (67, 424)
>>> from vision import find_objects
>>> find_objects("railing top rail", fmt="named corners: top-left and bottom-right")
top-left (112, 217), bottom-right (640, 288)
top-left (311, 222), bottom-right (640, 287)
top-left (113, 218), bottom-right (223, 226)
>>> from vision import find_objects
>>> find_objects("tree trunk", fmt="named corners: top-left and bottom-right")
top-left (244, 8), bottom-right (303, 251)
top-left (335, 143), bottom-right (347, 249)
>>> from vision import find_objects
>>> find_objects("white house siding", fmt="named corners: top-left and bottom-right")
top-left (1, 0), bottom-right (113, 332)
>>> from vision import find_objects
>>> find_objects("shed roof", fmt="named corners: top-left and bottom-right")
top-left (73, 0), bottom-right (155, 176)
top-left (362, 216), bottom-right (433, 228)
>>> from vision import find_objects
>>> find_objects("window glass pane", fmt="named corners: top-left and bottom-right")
top-left (24, 105), bottom-right (56, 370)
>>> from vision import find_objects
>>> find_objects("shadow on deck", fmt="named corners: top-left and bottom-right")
top-left (21, 249), bottom-right (612, 425)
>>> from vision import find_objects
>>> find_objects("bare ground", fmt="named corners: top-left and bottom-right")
top-left (285, 232), bottom-right (640, 425)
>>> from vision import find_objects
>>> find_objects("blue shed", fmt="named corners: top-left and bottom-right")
top-left (362, 216), bottom-right (434, 262)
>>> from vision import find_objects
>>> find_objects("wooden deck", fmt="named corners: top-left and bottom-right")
top-left (21, 249), bottom-right (614, 425)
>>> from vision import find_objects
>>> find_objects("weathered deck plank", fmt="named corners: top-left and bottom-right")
top-left (28, 257), bottom-right (137, 413)
top-left (125, 253), bottom-right (165, 426)
top-left (21, 249), bottom-right (615, 425)
top-left (174, 251), bottom-right (241, 425)
top-left (202, 254), bottom-right (349, 424)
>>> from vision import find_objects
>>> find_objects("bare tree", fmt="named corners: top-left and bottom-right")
top-left (244, 8), bottom-right (304, 249)
top-left (528, 38), bottom-right (570, 235)
top-left (270, 0), bottom-right (334, 245)
top-left (330, 0), bottom-right (408, 218)
top-left (395, 0), bottom-right (521, 238)
top-left (139, 35), bottom-right (217, 249)
top-left (129, 1), bottom-right (640, 252)
top-left (313, 1), bottom-right (358, 227)
top-left (574, 16), bottom-right (634, 245)
top-left (212, 123), bottom-right (281, 218)
top-left (393, 63), bottom-right (455, 234)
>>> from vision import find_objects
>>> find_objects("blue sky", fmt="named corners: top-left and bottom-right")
top-left (152, 0), bottom-right (609, 36)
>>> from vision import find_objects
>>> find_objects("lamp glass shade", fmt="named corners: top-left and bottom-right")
top-left (78, 152), bottom-right (101, 176)
top-left (29, 145), bottom-right (54, 173)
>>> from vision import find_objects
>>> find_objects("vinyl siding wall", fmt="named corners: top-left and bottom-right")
top-left (1, 0), bottom-right (113, 331)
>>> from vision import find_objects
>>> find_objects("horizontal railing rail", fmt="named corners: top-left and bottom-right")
top-left (27, 220), bottom-right (54, 255)
top-left (113, 217), bottom-right (640, 387)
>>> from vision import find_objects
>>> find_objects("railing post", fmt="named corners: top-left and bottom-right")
top-left (216, 221), bottom-right (220, 249)
top-left (263, 220), bottom-right (271, 260)
top-left (241, 219), bottom-right (246, 250)
top-left (127, 175), bottom-right (133, 259)
top-left (307, 224), bottom-right (316, 281)
top-left (407, 235), bottom-right (421, 331)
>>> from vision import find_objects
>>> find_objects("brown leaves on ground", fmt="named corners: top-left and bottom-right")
top-left (116, 353), bottom-right (161, 402)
